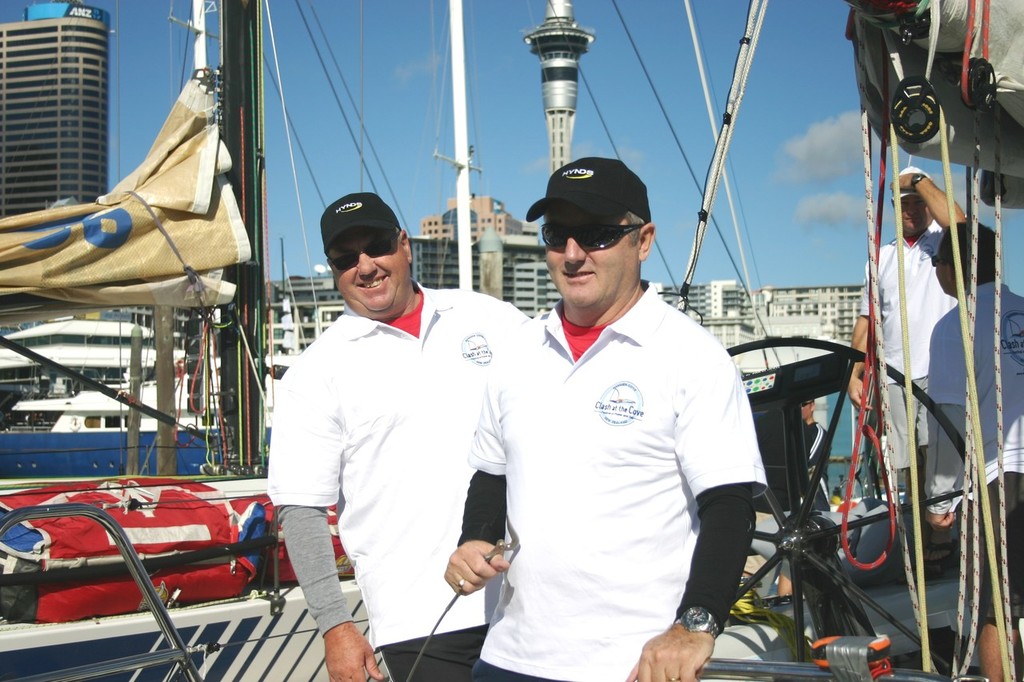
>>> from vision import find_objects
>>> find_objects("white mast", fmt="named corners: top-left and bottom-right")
top-left (191, 0), bottom-right (207, 69)
top-left (449, 0), bottom-right (473, 290)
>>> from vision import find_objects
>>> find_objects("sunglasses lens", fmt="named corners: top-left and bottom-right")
top-left (364, 235), bottom-right (397, 258)
top-left (328, 234), bottom-right (398, 270)
top-left (329, 252), bottom-right (360, 270)
top-left (579, 226), bottom-right (625, 249)
top-left (542, 224), bottom-right (570, 248)
top-left (541, 224), bottom-right (637, 250)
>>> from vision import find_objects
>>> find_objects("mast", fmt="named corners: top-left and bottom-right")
top-left (218, 0), bottom-right (267, 474)
top-left (448, 0), bottom-right (472, 290)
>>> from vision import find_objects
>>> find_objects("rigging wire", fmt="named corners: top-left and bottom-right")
top-left (678, 0), bottom-right (768, 299)
top-left (263, 0), bottom-right (321, 329)
top-left (302, 1), bottom-right (412, 230)
top-left (261, 58), bottom-right (327, 207)
top-left (681, 0), bottom-right (771, 338)
top-left (551, 2), bottom-right (683, 290)
top-left (607, 0), bottom-right (754, 308)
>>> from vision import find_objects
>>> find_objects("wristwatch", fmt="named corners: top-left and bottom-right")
top-left (910, 172), bottom-right (926, 188)
top-left (675, 606), bottom-right (719, 638)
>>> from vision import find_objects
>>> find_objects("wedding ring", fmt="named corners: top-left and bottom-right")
top-left (458, 578), bottom-right (466, 588)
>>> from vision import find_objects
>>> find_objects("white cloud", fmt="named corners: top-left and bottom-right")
top-left (394, 53), bottom-right (440, 85)
top-left (778, 111), bottom-right (862, 183)
top-left (794, 192), bottom-right (864, 227)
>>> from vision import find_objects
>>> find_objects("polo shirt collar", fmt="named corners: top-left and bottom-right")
top-left (337, 282), bottom-right (439, 341)
top-left (544, 284), bottom-right (666, 352)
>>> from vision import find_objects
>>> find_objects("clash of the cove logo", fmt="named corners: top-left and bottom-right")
top-left (461, 334), bottom-right (493, 366)
top-left (1003, 311), bottom-right (1024, 369)
top-left (595, 381), bottom-right (644, 425)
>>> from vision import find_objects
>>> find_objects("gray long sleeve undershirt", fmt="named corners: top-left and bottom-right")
top-left (278, 505), bottom-right (353, 636)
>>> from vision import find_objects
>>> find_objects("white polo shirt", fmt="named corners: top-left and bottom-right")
top-left (859, 224), bottom-right (955, 382)
top-left (929, 283), bottom-right (1024, 481)
top-left (470, 286), bottom-right (766, 681)
top-left (267, 286), bottom-right (526, 647)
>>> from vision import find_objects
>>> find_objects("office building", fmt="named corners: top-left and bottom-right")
top-left (0, 2), bottom-right (110, 217)
top-left (420, 195), bottom-right (536, 241)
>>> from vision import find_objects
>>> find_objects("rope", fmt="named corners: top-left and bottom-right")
top-left (729, 589), bottom-right (807, 661)
top-left (991, 104), bottom-right (1017, 678)
top-left (682, 0), bottom-right (768, 293)
top-left (885, 133), bottom-right (931, 671)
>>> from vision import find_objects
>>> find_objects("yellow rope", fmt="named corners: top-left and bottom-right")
top-left (730, 589), bottom-right (809, 661)
top-left (887, 125), bottom-right (932, 670)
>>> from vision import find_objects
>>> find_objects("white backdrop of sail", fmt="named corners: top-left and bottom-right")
top-left (0, 77), bottom-right (251, 322)
top-left (849, 0), bottom-right (1024, 205)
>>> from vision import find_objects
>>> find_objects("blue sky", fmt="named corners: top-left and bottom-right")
top-left (8, 1), bottom-right (1022, 293)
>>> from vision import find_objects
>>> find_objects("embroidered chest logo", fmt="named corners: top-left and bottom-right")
top-left (461, 333), bottom-right (493, 366)
top-left (595, 381), bottom-right (645, 426)
top-left (1002, 311), bottom-right (1024, 369)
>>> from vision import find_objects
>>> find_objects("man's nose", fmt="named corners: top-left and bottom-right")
top-left (563, 237), bottom-right (587, 262)
top-left (355, 251), bottom-right (377, 274)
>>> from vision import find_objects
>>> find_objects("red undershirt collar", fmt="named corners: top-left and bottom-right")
top-left (561, 312), bottom-right (607, 361)
top-left (386, 292), bottom-right (424, 338)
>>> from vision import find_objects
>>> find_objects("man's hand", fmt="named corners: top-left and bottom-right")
top-left (445, 540), bottom-right (510, 595)
top-left (626, 624), bottom-right (715, 682)
top-left (323, 621), bottom-right (384, 682)
top-left (848, 375), bottom-right (866, 409)
top-left (926, 510), bottom-right (954, 532)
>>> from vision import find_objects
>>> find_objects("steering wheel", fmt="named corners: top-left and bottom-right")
top-left (726, 337), bottom-right (962, 665)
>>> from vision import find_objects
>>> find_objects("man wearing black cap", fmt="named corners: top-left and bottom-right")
top-left (268, 192), bottom-right (526, 682)
top-left (446, 158), bottom-right (766, 682)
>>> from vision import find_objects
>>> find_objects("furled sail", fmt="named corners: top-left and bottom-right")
top-left (0, 76), bottom-right (251, 323)
top-left (849, 0), bottom-right (1024, 205)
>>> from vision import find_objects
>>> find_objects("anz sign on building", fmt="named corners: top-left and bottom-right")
top-left (24, 2), bottom-right (110, 27)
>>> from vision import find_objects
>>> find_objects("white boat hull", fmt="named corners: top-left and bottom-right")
top-left (0, 580), bottom-right (370, 681)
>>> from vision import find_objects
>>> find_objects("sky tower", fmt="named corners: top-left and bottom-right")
top-left (524, 0), bottom-right (595, 174)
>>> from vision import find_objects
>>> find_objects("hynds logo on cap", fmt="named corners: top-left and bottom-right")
top-left (525, 157), bottom-right (651, 223)
top-left (321, 192), bottom-right (400, 253)
top-left (562, 168), bottom-right (594, 180)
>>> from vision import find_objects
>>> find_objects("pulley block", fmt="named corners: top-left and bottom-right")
top-left (965, 57), bottom-right (997, 111)
top-left (897, 10), bottom-right (931, 45)
top-left (890, 75), bottom-right (940, 144)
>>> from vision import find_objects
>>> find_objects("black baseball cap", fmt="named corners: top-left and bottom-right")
top-left (321, 192), bottom-right (400, 252)
top-left (525, 157), bottom-right (651, 223)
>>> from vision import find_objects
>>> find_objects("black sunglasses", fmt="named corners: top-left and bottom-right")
top-left (541, 223), bottom-right (642, 250)
top-left (327, 233), bottom-right (399, 271)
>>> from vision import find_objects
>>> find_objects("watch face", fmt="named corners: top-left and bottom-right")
top-left (681, 607), bottom-right (717, 635)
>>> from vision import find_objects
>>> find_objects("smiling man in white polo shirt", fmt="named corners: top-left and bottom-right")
top-left (268, 192), bottom-right (526, 682)
top-left (446, 158), bottom-right (766, 682)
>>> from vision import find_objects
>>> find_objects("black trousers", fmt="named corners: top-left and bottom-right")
top-left (378, 624), bottom-right (487, 682)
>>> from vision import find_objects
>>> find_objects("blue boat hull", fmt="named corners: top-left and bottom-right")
top-left (0, 431), bottom-right (213, 478)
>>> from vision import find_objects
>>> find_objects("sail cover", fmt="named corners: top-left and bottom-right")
top-left (0, 76), bottom-right (251, 323)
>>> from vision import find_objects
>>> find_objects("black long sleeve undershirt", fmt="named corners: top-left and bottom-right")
top-left (678, 482), bottom-right (755, 633)
top-left (459, 470), bottom-right (507, 545)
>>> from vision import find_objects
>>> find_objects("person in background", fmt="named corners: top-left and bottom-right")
top-left (926, 223), bottom-right (1023, 682)
top-left (267, 192), bottom-right (527, 682)
top-left (802, 399), bottom-right (831, 513)
top-left (847, 166), bottom-right (965, 562)
top-left (446, 157), bottom-right (766, 682)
